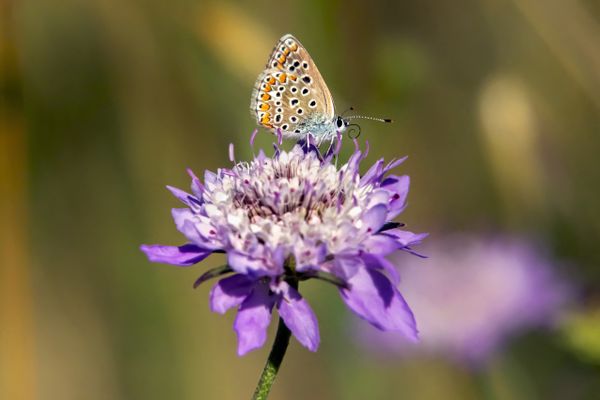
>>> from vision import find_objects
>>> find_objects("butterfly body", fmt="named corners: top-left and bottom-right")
top-left (251, 34), bottom-right (349, 141)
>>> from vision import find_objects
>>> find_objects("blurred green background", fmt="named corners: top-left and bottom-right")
top-left (2, 0), bottom-right (600, 399)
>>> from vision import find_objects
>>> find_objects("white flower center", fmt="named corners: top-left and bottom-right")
top-left (203, 148), bottom-right (376, 254)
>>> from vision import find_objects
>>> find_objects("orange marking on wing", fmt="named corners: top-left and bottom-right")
top-left (289, 75), bottom-right (297, 81)
top-left (283, 48), bottom-right (290, 56)
top-left (278, 54), bottom-right (286, 63)
top-left (290, 43), bottom-right (298, 51)
top-left (261, 93), bottom-right (271, 101)
top-left (260, 113), bottom-right (272, 124)
top-left (267, 77), bottom-right (276, 85)
top-left (264, 84), bottom-right (272, 92)
top-left (259, 103), bottom-right (270, 111)
top-left (278, 73), bottom-right (287, 83)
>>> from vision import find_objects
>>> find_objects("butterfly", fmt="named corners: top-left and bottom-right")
top-left (251, 34), bottom-right (391, 142)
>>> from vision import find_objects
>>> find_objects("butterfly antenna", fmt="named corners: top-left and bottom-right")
top-left (346, 115), bottom-right (393, 123)
top-left (341, 106), bottom-right (355, 117)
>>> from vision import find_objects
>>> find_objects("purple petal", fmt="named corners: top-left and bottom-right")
top-left (186, 168), bottom-right (204, 199)
top-left (234, 283), bottom-right (276, 355)
top-left (333, 255), bottom-right (363, 279)
top-left (384, 229), bottom-right (429, 247)
top-left (204, 170), bottom-right (217, 190)
top-left (172, 210), bottom-right (221, 250)
top-left (210, 275), bottom-right (255, 314)
top-left (346, 151), bottom-right (363, 176)
top-left (172, 208), bottom-right (194, 232)
top-left (360, 157), bottom-right (408, 187)
top-left (381, 175), bottom-right (410, 218)
top-left (366, 189), bottom-right (390, 209)
top-left (362, 234), bottom-right (400, 256)
top-left (228, 251), bottom-right (260, 275)
top-left (382, 156), bottom-right (408, 174)
top-left (362, 253), bottom-right (400, 285)
top-left (360, 159), bottom-right (384, 186)
top-left (166, 185), bottom-right (201, 208)
top-left (256, 149), bottom-right (267, 163)
top-left (180, 220), bottom-right (207, 247)
top-left (294, 243), bottom-right (327, 272)
top-left (277, 282), bottom-right (320, 352)
top-left (340, 268), bottom-right (418, 341)
top-left (361, 204), bottom-right (388, 234)
top-left (140, 244), bottom-right (212, 266)
top-left (228, 250), bottom-right (284, 276)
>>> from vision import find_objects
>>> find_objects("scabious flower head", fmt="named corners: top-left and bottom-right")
top-left (141, 135), bottom-right (426, 355)
top-left (354, 235), bottom-right (570, 365)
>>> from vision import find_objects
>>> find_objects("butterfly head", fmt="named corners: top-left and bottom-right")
top-left (335, 116), bottom-right (350, 131)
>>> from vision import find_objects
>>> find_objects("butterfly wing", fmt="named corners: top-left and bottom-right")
top-left (250, 34), bottom-right (335, 137)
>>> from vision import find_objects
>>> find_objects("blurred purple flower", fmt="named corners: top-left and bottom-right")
top-left (141, 138), bottom-right (426, 355)
top-left (355, 235), bottom-right (569, 364)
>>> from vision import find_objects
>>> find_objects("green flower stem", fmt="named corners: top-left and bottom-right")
top-left (251, 316), bottom-right (292, 400)
top-left (251, 275), bottom-right (297, 400)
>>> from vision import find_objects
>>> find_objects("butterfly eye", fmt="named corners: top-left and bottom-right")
top-left (336, 117), bottom-right (344, 128)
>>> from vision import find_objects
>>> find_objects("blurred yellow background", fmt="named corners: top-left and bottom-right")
top-left (2, 0), bottom-right (600, 399)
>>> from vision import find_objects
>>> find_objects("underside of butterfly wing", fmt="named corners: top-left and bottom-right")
top-left (250, 34), bottom-right (336, 138)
